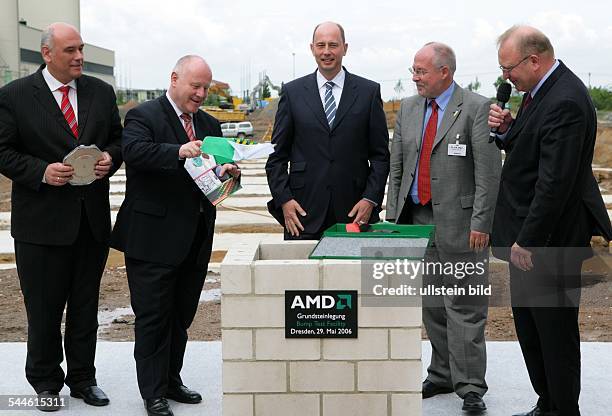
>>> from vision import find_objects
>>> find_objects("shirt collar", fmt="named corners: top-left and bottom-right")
top-left (42, 66), bottom-right (77, 92)
top-left (427, 82), bottom-right (455, 111)
top-left (530, 59), bottom-right (559, 98)
top-left (317, 68), bottom-right (345, 90)
top-left (165, 91), bottom-right (192, 119)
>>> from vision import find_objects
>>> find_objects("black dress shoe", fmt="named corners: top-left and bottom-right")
top-left (513, 407), bottom-right (554, 416)
top-left (36, 390), bottom-right (60, 412)
top-left (145, 397), bottom-right (174, 416)
top-left (422, 379), bottom-right (454, 398)
top-left (69, 385), bottom-right (109, 406)
top-left (166, 385), bottom-right (202, 404)
top-left (462, 391), bottom-right (486, 413)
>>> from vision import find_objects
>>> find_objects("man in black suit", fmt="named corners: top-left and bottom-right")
top-left (489, 25), bottom-right (612, 416)
top-left (111, 55), bottom-right (239, 416)
top-left (0, 23), bottom-right (122, 410)
top-left (266, 21), bottom-right (389, 239)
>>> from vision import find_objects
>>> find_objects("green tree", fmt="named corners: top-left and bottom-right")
top-left (262, 84), bottom-right (271, 99)
top-left (203, 93), bottom-right (221, 106)
top-left (467, 77), bottom-right (481, 93)
top-left (588, 86), bottom-right (612, 111)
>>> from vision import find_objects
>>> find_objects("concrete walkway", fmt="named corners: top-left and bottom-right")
top-left (0, 341), bottom-right (610, 415)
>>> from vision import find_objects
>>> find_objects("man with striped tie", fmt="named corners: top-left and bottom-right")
top-left (266, 21), bottom-right (389, 239)
top-left (0, 22), bottom-right (122, 410)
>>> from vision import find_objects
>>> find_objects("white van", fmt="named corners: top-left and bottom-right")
top-left (220, 122), bottom-right (254, 138)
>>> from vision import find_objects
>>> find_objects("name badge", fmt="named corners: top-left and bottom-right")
top-left (448, 143), bottom-right (466, 156)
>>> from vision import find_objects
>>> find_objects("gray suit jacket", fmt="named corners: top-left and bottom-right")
top-left (386, 84), bottom-right (501, 253)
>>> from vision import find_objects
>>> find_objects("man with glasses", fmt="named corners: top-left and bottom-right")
top-left (489, 25), bottom-right (611, 416)
top-left (387, 42), bottom-right (501, 414)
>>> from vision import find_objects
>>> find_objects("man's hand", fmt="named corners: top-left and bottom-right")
top-left (348, 199), bottom-right (374, 225)
top-left (470, 230), bottom-right (490, 253)
top-left (218, 163), bottom-right (241, 178)
top-left (282, 199), bottom-right (307, 237)
top-left (179, 140), bottom-right (203, 159)
top-left (94, 151), bottom-right (113, 179)
top-left (510, 242), bottom-right (533, 271)
top-left (488, 103), bottom-right (513, 134)
top-left (45, 162), bottom-right (74, 186)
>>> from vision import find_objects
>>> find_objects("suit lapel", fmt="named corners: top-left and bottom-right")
top-left (433, 85), bottom-right (463, 149)
top-left (331, 70), bottom-right (357, 131)
top-left (506, 61), bottom-right (567, 144)
top-left (32, 70), bottom-right (75, 139)
top-left (76, 76), bottom-right (93, 141)
top-left (160, 95), bottom-right (189, 144)
top-left (414, 97), bottom-right (426, 151)
top-left (301, 71), bottom-right (329, 131)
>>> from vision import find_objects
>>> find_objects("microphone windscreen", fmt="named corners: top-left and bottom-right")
top-left (496, 82), bottom-right (512, 103)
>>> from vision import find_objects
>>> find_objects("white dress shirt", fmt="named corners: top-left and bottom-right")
top-left (316, 69), bottom-right (345, 109)
top-left (42, 67), bottom-right (78, 123)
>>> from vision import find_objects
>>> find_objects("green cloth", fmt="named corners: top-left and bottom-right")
top-left (201, 136), bottom-right (235, 164)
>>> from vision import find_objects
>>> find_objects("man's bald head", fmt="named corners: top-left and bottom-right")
top-left (497, 25), bottom-right (555, 59)
top-left (169, 55), bottom-right (213, 114)
top-left (312, 21), bottom-right (345, 44)
top-left (40, 22), bottom-right (84, 84)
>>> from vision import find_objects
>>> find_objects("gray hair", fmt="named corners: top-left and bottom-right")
top-left (424, 42), bottom-right (456, 74)
top-left (497, 25), bottom-right (554, 57)
top-left (173, 55), bottom-right (207, 75)
top-left (40, 26), bottom-right (54, 49)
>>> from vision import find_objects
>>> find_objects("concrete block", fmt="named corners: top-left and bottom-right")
top-left (220, 262), bottom-right (252, 294)
top-left (358, 361), bottom-right (421, 391)
top-left (322, 329), bottom-right (387, 360)
top-left (259, 241), bottom-right (317, 260)
top-left (254, 260), bottom-right (319, 294)
top-left (290, 362), bottom-right (354, 392)
top-left (392, 393), bottom-right (421, 416)
top-left (321, 260), bottom-right (362, 290)
top-left (255, 329), bottom-right (320, 360)
top-left (255, 394), bottom-right (319, 416)
top-left (222, 330), bottom-right (252, 360)
top-left (390, 328), bottom-right (421, 359)
top-left (322, 394), bottom-right (387, 416)
top-left (223, 394), bottom-right (253, 416)
top-left (223, 362), bottom-right (286, 393)
top-left (221, 297), bottom-right (284, 328)
top-left (359, 305), bottom-right (421, 327)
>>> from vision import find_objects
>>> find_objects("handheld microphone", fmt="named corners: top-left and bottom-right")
top-left (488, 82), bottom-right (512, 143)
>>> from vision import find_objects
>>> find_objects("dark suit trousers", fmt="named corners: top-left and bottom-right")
top-left (510, 262), bottom-right (582, 416)
top-left (15, 209), bottom-right (109, 393)
top-left (126, 212), bottom-right (214, 399)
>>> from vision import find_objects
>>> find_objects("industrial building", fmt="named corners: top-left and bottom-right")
top-left (0, 0), bottom-right (115, 88)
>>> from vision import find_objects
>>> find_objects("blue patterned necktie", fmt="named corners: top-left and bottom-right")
top-left (324, 81), bottom-right (337, 127)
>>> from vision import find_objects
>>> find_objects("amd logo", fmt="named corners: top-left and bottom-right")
top-left (290, 294), bottom-right (352, 310)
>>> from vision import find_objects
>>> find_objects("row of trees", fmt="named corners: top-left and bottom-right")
top-left (392, 77), bottom-right (612, 112)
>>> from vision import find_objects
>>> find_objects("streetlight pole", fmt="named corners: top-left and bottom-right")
top-left (292, 52), bottom-right (296, 79)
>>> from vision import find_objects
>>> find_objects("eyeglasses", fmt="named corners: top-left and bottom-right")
top-left (499, 55), bottom-right (531, 73)
top-left (409, 66), bottom-right (443, 77)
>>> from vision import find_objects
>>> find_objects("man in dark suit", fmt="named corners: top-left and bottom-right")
top-left (266, 21), bottom-right (389, 239)
top-left (111, 55), bottom-right (239, 416)
top-left (489, 25), bottom-right (612, 416)
top-left (0, 23), bottom-right (122, 410)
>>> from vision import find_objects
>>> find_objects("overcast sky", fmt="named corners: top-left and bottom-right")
top-left (81, 0), bottom-right (612, 100)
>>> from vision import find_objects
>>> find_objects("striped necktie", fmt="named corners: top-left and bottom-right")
top-left (58, 85), bottom-right (78, 138)
top-left (180, 113), bottom-right (196, 141)
top-left (324, 81), bottom-right (337, 127)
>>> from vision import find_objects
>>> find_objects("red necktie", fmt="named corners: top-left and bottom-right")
top-left (180, 113), bottom-right (196, 141)
top-left (522, 92), bottom-right (532, 109)
top-left (58, 85), bottom-right (78, 138)
top-left (417, 100), bottom-right (438, 205)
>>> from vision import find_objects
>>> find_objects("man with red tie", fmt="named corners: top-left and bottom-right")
top-left (386, 42), bottom-right (501, 413)
top-left (111, 55), bottom-right (239, 416)
top-left (0, 22), bottom-right (122, 410)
